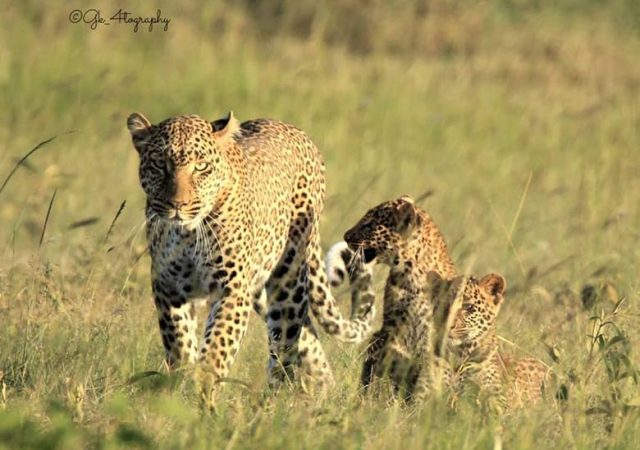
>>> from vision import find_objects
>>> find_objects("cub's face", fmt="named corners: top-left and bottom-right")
top-left (344, 195), bottom-right (421, 265)
top-left (429, 272), bottom-right (506, 348)
top-left (126, 112), bottom-right (238, 226)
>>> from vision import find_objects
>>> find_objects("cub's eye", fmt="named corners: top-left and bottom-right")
top-left (195, 162), bottom-right (209, 171)
top-left (463, 304), bottom-right (474, 312)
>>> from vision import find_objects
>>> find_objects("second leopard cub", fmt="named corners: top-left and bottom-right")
top-left (428, 271), bottom-right (551, 414)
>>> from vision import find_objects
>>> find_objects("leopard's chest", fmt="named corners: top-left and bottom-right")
top-left (150, 228), bottom-right (224, 299)
top-left (382, 290), bottom-right (432, 353)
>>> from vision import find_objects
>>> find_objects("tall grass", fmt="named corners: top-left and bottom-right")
top-left (0, 1), bottom-right (639, 448)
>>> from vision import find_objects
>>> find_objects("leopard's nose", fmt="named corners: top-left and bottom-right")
top-left (167, 199), bottom-right (188, 211)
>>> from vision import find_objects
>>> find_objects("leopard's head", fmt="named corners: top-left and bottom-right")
top-left (429, 272), bottom-right (506, 350)
top-left (127, 112), bottom-right (240, 227)
top-left (344, 195), bottom-right (421, 264)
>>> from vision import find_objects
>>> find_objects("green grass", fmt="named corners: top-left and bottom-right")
top-left (1, 1), bottom-right (639, 448)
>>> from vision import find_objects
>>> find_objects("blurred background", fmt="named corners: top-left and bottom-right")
top-left (0, 1), bottom-right (639, 448)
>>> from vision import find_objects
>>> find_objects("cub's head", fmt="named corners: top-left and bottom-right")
top-left (429, 271), bottom-right (506, 349)
top-left (127, 112), bottom-right (240, 226)
top-left (343, 195), bottom-right (422, 264)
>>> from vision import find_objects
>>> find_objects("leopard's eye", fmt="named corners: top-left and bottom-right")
top-left (195, 162), bottom-right (209, 171)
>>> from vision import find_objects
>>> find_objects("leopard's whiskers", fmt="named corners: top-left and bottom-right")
top-left (129, 213), bottom-right (156, 256)
top-left (348, 246), bottom-right (365, 279)
top-left (204, 216), bottom-right (225, 252)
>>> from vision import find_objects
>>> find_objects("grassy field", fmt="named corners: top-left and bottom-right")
top-left (1, 1), bottom-right (639, 448)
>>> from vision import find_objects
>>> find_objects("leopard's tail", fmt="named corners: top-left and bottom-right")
top-left (324, 241), bottom-right (377, 324)
top-left (325, 241), bottom-right (358, 288)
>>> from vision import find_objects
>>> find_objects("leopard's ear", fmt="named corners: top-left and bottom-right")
top-left (211, 111), bottom-right (240, 141)
top-left (479, 273), bottom-right (506, 305)
top-left (396, 195), bottom-right (420, 237)
top-left (127, 113), bottom-right (153, 152)
top-left (127, 113), bottom-right (152, 136)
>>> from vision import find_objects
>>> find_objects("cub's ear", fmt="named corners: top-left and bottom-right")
top-left (127, 113), bottom-right (152, 137)
top-left (211, 111), bottom-right (240, 140)
top-left (479, 273), bottom-right (506, 305)
top-left (426, 270), bottom-right (444, 286)
top-left (396, 195), bottom-right (420, 237)
top-left (399, 195), bottom-right (414, 204)
top-left (426, 270), bottom-right (445, 294)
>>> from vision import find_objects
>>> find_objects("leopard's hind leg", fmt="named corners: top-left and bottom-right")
top-left (265, 218), bottom-right (334, 392)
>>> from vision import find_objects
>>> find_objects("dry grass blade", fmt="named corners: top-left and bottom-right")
top-left (13, 158), bottom-right (37, 173)
top-left (508, 253), bottom-right (576, 294)
top-left (68, 217), bottom-right (100, 229)
top-left (215, 377), bottom-right (252, 389)
top-left (39, 189), bottom-right (57, 249)
top-left (414, 188), bottom-right (435, 205)
top-left (612, 296), bottom-right (627, 315)
top-left (0, 130), bottom-right (75, 200)
top-left (103, 200), bottom-right (127, 246)
top-left (497, 335), bottom-right (552, 370)
top-left (330, 172), bottom-right (382, 235)
top-left (508, 171), bottom-right (533, 240)
top-left (126, 371), bottom-right (165, 385)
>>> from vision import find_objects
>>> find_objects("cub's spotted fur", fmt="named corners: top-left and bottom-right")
top-left (430, 271), bottom-right (551, 413)
top-left (331, 195), bottom-right (549, 410)
top-left (339, 195), bottom-right (457, 400)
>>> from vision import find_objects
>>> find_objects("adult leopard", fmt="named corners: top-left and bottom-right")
top-left (126, 112), bottom-right (373, 401)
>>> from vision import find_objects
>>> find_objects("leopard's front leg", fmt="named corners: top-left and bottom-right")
top-left (361, 330), bottom-right (389, 393)
top-left (475, 362), bottom-right (507, 416)
top-left (413, 355), bottom-right (453, 404)
top-left (152, 278), bottom-right (199, 369)
top-left (198, 280), bottom-right (253, 410)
